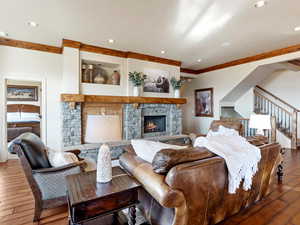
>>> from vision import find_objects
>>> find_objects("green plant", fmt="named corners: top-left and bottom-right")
top-left (128, 71), bottom-right (147, 87)
top-left (170, 77), bottom-right (184, 90)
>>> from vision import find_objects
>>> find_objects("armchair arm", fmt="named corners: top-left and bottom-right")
top-left (32, 162), bottom-right (83, 200)
top-left (32, 160), bottom-right (86, 174)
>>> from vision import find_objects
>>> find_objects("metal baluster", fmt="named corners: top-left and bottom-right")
top-left (284, 111), bottom-right (287, 132)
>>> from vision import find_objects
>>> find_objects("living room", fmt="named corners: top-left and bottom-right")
top-left (1, 1), bottom-right (300, 225)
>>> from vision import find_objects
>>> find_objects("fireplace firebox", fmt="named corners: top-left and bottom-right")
top-left (144, 115), bottom-right (166, 133)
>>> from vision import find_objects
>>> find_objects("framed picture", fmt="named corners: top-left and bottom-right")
top-left (7, 85), bottom-right (38, 101)
top-left (195, 88), bottom-right (214, 117)
top-left (143, 69), bottom-right (170, 93)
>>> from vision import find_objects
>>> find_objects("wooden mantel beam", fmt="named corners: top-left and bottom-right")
top-left (61, 94), bottom-right (187, 105)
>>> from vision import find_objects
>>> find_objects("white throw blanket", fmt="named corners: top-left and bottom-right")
top-left (194, 126), bottom-right (261, 194)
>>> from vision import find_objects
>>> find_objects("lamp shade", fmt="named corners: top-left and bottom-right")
top-left (249, 114), bottom-right (271, 130)
top-left (85, 115), bottom-right (122, 143)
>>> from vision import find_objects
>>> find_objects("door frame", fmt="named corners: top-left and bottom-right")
top-left (1, 75), bottom-right (47, 162)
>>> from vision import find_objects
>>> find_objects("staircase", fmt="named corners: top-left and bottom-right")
top-left (254, 85), bottom-right (300, 149)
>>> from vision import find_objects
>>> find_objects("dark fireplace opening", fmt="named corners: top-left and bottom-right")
top-left (144, 115), bottom-right (166, 133)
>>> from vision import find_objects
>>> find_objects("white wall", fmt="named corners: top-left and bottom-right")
top-left (234, 88), bottom-right (254, 118)
top-left (260, 69), bottom-right (300, 109)
top-left (62, 47), bottom-right (80, 94)
top-left (181, 51), bottom-right (300, 134)
top-left (0, 46), bottom-right (62, 161)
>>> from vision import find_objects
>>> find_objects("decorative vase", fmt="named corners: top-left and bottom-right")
top-left (111, 70), bottom-right (120, 85)
top-left (96, 144), bottom-right (112, 183)
top-left (174, 89), bottom-right (180, 98)
top-left (88, 64), bottom-right (94, 83)
top-left (133, 86), bottom-right (140, 97)
top-left (94, 73), bottom-right (106, 84)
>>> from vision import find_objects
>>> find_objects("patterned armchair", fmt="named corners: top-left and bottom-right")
top-left (9, 133), bottom-right (85, 222)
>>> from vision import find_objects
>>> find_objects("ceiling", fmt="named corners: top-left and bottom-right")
top-left (1, 0), bottom-right (300, 70)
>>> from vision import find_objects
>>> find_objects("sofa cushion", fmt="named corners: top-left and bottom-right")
top-left (152, 147), bottom-right (215, 174)
top-left (131, 139), bottom-right (187, 163)
top-left (18, 139), bottom-right (51, 169)
top-left (210, 120), bottom-right (243, 135)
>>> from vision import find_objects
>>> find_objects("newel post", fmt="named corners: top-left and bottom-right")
top-left (291, 110), bottom-right (298, 149)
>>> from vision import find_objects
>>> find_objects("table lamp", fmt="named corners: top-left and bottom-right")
top-left (85, 115), bottom-right (122, 183)
top-left (249, 114), bottom-right (271, 136)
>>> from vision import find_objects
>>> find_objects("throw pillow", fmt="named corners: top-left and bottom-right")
top-left (48, 149), bottom-right (79, 167)
top-left (152, 147), bottom-right (215, 174)
top-left (131, 139), bottom-right (187, 163)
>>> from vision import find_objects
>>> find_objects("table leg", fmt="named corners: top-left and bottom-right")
top-left (128, 206), bottom-right (136, 225)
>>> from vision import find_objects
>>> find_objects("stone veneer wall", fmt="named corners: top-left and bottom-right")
top-left (61, 102), bottom-right (82, 147)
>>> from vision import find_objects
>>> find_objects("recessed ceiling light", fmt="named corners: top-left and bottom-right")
top-left (197, 59), bottom-right (202, 62)
top-left (255, 1), bottom-right (267, 8)
top-left (161, 50), bottom-right (165, 54)
top-left (108, 39), bottom-right (115, 43)
top-left (221, 42), bottom-right (231, 47)
top-left (0, 31), bottom-right (8, 37)
top-left (294, 26), bottom-right (300, 32)
top-left (27, 21), bottom-right (38, 27)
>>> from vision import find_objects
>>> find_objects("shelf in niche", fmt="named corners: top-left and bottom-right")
top-left (81, 59), bottom-right (121, 86)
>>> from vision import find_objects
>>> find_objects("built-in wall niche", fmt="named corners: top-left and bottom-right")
top-left (81, 59), bottom-right (121, 86)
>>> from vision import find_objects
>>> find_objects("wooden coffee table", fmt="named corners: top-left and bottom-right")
top-left (66, 167), bottom-right (141, 225)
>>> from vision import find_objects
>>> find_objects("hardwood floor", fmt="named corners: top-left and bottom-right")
top-left (0, 149), bottom-right (300, 225)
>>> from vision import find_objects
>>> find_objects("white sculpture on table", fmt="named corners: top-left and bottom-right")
top-left (97, 144), bottom-right (112, 183)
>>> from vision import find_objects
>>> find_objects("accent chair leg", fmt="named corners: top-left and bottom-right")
top-left (33, 201), bottom-right (42, 222)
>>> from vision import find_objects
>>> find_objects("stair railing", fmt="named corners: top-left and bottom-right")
top-left (221, 117), bottom-right (276, 143)
top-left (254, 86), bottom-right (300, 149)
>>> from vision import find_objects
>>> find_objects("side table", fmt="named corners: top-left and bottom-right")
top-left (66, 167), bottom-right (141, 225)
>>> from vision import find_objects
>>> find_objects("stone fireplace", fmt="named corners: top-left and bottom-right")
top-left (61, 95), bottom-right (186, 160)
top-left (123, 104), bottom-right (182, 139)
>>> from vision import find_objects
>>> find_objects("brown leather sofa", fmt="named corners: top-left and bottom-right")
top-left (120, 121), bottom-right (281, 225)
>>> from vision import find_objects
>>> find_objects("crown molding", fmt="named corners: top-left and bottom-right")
top-left (126, 51), bottom-right (181, 66)
top-left (195, 43), bottom-right (300, 74)
top-left (80, 43), bottom-right (128, 58)
top-left (79, 41), bottom-right (181, 66)
top-left (180, 68), bottom-right (199, 74)
top-left (62, 39), bottom-right (81, 49)
top-left (0, 37), bottom-right (62, 54)
top-left (2, 37), bottom-right (300, 73)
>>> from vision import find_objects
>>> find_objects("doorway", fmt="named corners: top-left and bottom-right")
top-left (1, 78), bottom-right (46, 161)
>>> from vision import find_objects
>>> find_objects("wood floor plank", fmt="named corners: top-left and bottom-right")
top-left (0, 150), bottom-right (300, 225)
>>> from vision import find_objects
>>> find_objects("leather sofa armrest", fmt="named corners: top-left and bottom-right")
top-left (120, 152), bottom-right (185, 208)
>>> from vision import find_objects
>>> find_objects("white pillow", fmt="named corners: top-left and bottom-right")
top-left (48, 149), bottom-right (78, 167)
top-left (7, 112), bottom-right (21, 122)
top-left (20, 112), bottom-right (40, 121)
top-left (131, 139), bottom-right (187, 163)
